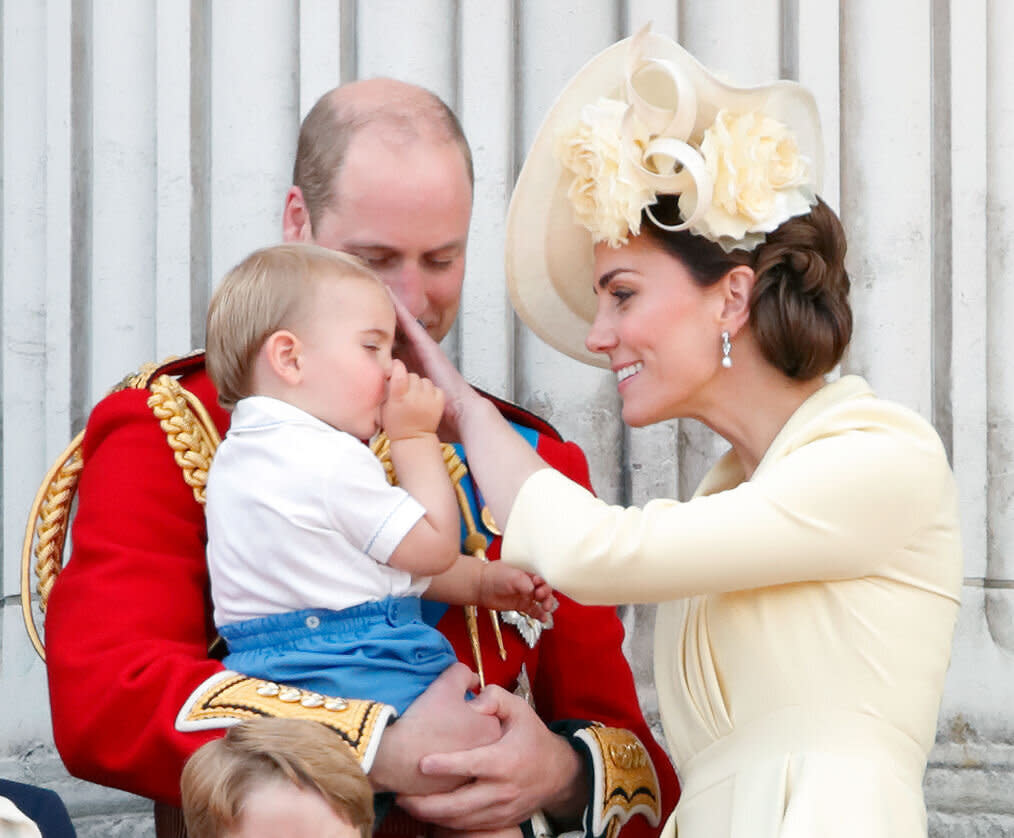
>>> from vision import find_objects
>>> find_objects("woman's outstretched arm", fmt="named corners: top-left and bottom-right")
top-left (393, 293), bottom-right (549, 529)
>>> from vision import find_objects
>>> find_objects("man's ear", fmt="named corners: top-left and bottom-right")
top-left (282, 186), bottom-right (313, 243)
top-left (719, 265), bottom-right (756, 336)
top-left (262, 330), bottom-right (303, 384)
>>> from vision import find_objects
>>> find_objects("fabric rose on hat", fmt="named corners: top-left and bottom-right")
top-left (556, 98), bottom-right (655, 248)
top-left (684, 109), bottom-right (814, 250)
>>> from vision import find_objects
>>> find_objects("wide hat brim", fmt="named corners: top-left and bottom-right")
top-left (505, 31), bottom-right (823, 368)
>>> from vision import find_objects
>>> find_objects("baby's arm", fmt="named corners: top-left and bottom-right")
top-left (426, 556), bottom-right (557, 623)
top-left (384, 361), bottom-right (460, 576)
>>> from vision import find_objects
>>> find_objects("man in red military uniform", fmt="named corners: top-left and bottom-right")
top-left (45, 79), bottom-right (677, 838)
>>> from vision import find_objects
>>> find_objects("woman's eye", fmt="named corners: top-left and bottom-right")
top-left (611, 288), bottom-right (633, 303)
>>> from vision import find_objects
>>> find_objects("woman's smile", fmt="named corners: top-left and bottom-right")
top-left (615, 361), bottom-right (643, 384)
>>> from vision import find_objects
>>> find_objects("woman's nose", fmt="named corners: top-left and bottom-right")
top-left (585, 312), bottom-right (617, 355)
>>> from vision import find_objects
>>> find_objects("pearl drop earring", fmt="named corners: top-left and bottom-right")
top-left (721, 331), bottom-right (732, 368)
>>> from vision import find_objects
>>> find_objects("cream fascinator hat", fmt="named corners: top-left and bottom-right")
top-left (505, 27), bottom-right (824, 367)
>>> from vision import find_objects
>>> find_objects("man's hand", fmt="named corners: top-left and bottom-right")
top-left (478, 564), bottom-right (558, 623)
top-left (382, 359), bottom-right (445, 442)
top-left (396, 685), bottom-right (587, 831)
top-left (370, 663), bottom-right (501, 796)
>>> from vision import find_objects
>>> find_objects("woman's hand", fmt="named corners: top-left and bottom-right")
top-left (370, 663), bottom-right (501, 795)
top-left (391, 290), bottom-right (550, 529)
top-left (396, 685), bottom-right (587, 831)
top-left (391, 291), bottom-right (483, 436)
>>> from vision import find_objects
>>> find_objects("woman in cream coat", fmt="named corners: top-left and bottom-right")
top-left (395, 29), bottom-right (962, 838)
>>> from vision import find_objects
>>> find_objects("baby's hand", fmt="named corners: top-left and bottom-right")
top-left (382, 359), bottom-right (445, 441)
top-left (477, 562), bottom-right (558, 623)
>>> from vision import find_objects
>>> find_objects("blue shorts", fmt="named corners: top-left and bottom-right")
top-left (219, 596), bottom-right (458, 714)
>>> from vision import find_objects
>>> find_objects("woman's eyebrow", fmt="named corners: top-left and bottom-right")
top-left (597, 268), bottom-right (631, 289)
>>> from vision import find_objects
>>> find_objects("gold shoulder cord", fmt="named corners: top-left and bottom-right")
top-left (20, 432), bottom-right (85, 659)
top-left (20, 360), bottom-right (190, 660)
top-left (370, 432), bottom-right (506, 688)
top-left (146, 374), bottom-right (222, 506)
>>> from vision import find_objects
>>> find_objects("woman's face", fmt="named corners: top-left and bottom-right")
top-left (586, 235), bottom-right (727, 426)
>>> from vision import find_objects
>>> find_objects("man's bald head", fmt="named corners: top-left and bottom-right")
top-left (293, 79), bottom-right (474, 236)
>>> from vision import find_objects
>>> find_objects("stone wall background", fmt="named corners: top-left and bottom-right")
top-left (1, 2), bottom-right (1011, 835)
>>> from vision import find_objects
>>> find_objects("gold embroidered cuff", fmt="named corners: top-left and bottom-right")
top-left (175, 671), bottom-right (396, 772)
top-left (574, 726), bottom-right (661, 838)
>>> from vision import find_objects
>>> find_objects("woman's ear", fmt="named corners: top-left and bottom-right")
top-left (262, 330), bottom-right (303, 385)
top-left (719, 265), bottom-right (756, 336)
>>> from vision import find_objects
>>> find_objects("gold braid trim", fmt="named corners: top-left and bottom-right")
top-left (146, 374), bottom-right (222, 505)
top-left (21, 355), bottom-right (206, 661)
top-left (30, 438), bottom-right (83, 613)
top-left (20, 432), bottom-right (86, 660)
top-left (369, 432), bottom-right (505, 686)
top-left (575, 726), bottom-right (661, 837)
top-left (176, 672), bottom-right (395, 769)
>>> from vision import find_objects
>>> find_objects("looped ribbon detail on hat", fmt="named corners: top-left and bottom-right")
top-left (620, 28), bottom-right (714, 233)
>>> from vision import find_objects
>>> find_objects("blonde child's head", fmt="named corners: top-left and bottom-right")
top-left (206, 243), bottom-right (386, 411)
top-left (180, 717), bottom-right (374, 838)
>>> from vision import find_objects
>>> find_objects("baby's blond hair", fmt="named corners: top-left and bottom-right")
top-left (206, 243), bottom-right (382, 410)
top-left (180, 717), bottom-right (374, 838)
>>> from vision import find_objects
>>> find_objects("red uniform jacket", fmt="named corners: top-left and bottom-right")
top-left (45, 355), bottom-right (677, 836)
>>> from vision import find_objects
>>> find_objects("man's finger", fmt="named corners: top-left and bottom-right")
top-left (398, 786), bottom-right (515, 831)
top-left (416, 661), bottom-right (478, 701)
top-left (459, 683), bottom-right (512, 720)
top-left (418, 743), bottom-right (494, 779)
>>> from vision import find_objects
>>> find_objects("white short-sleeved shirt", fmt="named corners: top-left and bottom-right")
top-left (206, 396), bottom-right (428, 626)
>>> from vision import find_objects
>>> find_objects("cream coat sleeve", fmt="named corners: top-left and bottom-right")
top-left (0, 799), bottom-right (42, 838)
top-left (500, 391), bottom-right (958, 605)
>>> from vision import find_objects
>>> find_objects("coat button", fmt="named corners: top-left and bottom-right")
top-left (305, 615), bottom-right (321, 629)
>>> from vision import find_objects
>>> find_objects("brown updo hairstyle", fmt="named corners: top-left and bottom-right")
top-left (641, 195), bottom-right (852, 380)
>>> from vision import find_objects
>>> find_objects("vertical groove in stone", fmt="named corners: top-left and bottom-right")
top-left (780, 0), bottom-right (799, 80)
top-left (189, 0), bottom-right (211, 349)
top-left (931, 0), bottom-right (954, 461)
top-left (340, 0), bottom-right (357, 83)
top-left (70, 0), bottom-right (94, 428)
